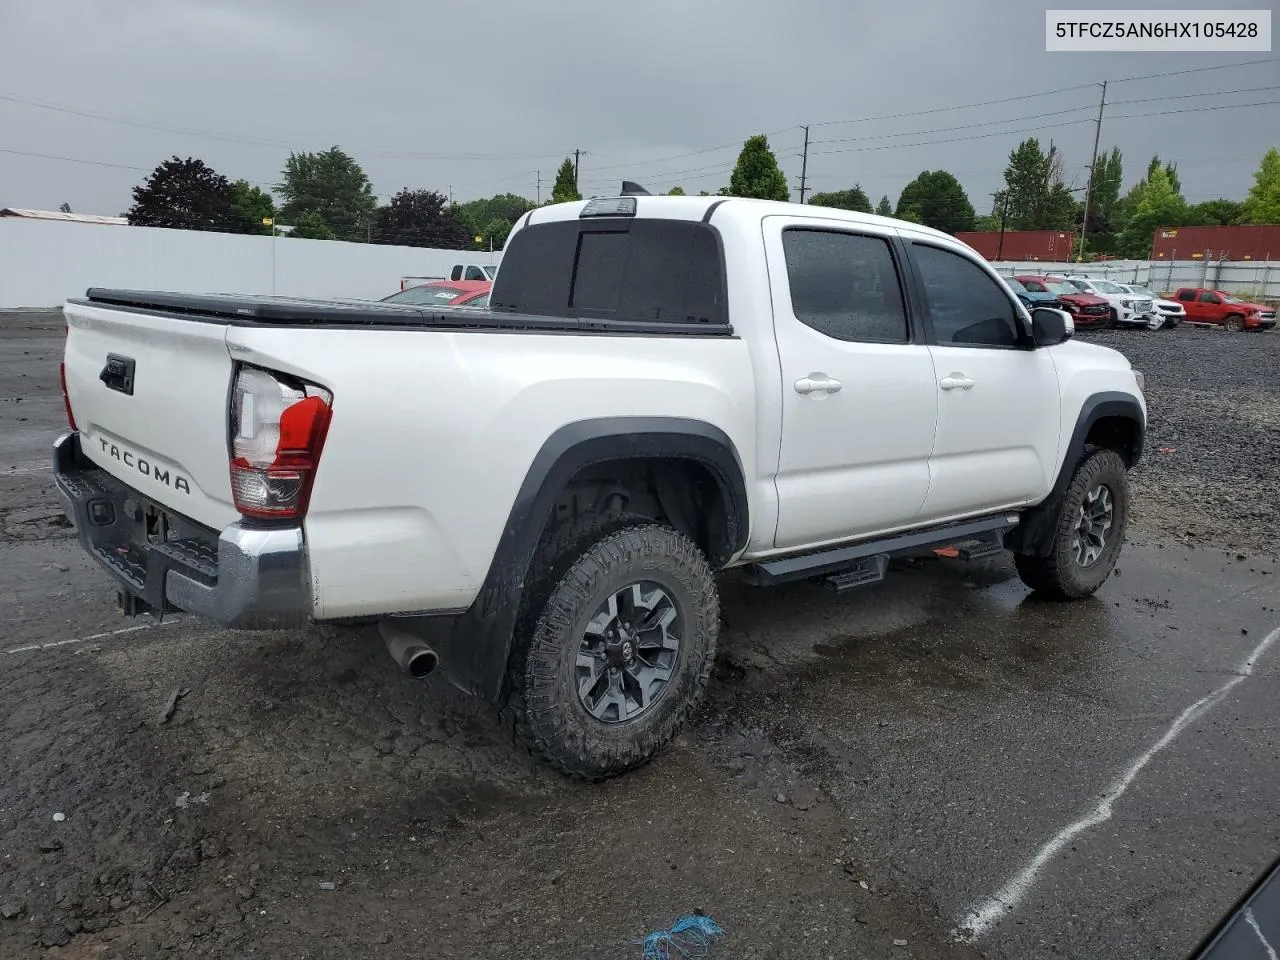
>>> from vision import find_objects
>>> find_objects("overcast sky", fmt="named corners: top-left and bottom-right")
top-left (1, 0), bottom-right (1276, 219)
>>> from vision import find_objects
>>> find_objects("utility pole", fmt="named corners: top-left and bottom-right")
top-left (536, 170), bottom-right (541, 205)
top-left (574, 149), bottom-right (580, 187)
top-left (992, 191), bottom-right (1009, 260)
top-left (797, 125), bottom-right (810, 204)
top-left (448, 184), bottom-right (453, 204)
top-left (1077, 80), bottom-right (1107, 263)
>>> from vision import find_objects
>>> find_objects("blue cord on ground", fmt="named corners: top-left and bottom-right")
top-left (632, 913), bottom-right (726, 959)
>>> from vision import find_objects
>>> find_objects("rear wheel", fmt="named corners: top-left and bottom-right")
top-left (1224, 314), bottom-right (1245, 332)
top-left (503, 520), bottom-right (719, 781)
top-left (1014, 447), bottom-right (1129, 600)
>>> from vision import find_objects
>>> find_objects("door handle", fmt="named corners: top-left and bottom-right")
top-left (795, 375), bottom-right (843, 395)
top-left (939, 374), bottom-right (975, 391)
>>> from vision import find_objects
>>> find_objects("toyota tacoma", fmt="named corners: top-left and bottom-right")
top-left (53, 187), bottom-right (1147, 781)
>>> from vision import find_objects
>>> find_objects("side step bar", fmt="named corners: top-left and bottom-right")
top-left (743, 514), bottom-right (1020, 588)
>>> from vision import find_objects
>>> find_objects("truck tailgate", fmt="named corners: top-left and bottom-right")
top-left (62, 302), bottom-right (240, 531)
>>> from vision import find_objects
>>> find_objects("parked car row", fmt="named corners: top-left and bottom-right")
top-left (1006, 274), bottom-right (1275, 334)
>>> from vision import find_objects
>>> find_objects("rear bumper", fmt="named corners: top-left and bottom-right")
top-left (53, 432), bottom-right (313, 629)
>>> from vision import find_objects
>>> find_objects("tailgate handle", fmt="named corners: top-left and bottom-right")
top-left (100, 354), bottom-right (137, 396)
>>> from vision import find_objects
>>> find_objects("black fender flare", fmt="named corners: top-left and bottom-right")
top-left (441, 416), bottom-right (749, 702)
top-left (1006, 391), bottom-right (1145, 557)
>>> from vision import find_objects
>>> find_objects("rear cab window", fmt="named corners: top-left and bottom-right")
top-left (490, 217), bottom-right (728, 327)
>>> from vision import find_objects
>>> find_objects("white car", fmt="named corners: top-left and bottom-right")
top-left (53, 190), bottom-right (1147, 781)
top-left (1118, 283), bottom-right (1183, 329)
top-left (1061, 275), bottom-right (1157, 328)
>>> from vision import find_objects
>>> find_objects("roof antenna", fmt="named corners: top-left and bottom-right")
top-left (620, 180), bottom-right (652, 196)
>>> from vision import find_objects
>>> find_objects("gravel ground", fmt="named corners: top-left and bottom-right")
top-left (1083, 325), bottom-right (1280, 560)
top-left (1, 312), bottom-right (1278, 960)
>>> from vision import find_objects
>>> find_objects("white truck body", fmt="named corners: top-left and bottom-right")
top-left (54, 191), bottom-right (1148, 779)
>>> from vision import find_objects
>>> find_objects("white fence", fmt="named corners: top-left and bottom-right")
top-left (2, 218), bottom-right (1276, 308)
top-left (989, 258), bottom-right (1280, 299)
top-left (0, 219), bottom-right (502, 308)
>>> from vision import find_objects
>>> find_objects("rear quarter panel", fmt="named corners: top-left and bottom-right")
top-left (224, 326), bottom-right (759, 618)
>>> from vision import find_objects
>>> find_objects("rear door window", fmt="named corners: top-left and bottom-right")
top-left (779, 228), bottom-right (909, 342)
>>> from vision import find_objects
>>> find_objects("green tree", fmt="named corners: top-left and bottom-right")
top-left (371, 188), bottom-right (471, 248)
top-left (809, 184), bottom-right (872, 213)
top-left (1118, 167), bottom-right (1186, 258)
top-left (667, 186), bottom-right (686, 195)
top-left (126, 156), bottom-right (244, 232)
top-left (550, 158), bottom-right (581, 204)
top-left (1241, 147), bottom-right (1280, 224)
top-left (277, 146), bottom-right (377, 243)
top-left (480, 217), bottom-right (512, 250)
top-left (875, 195), bottom-right (892, 216)
top-left (230, 180), bottom-right (276, 236)
top-left (288, 212), bottom-right (336, 240)
top-left (895, 170), bottom-right (975, 233)
top-left (453, 192), bottom-right (536, 238)
top-left (897, 205), bottom-right (923, 224)
top-left (726, 134), bottom-right (789, 201)
top-left (1001, 138), bottom-right (1078, 231)
top-left (1088, 147), bottom-right (1124, 225)
top-left (1113, 153), bottom-right (1186, 232)
top-left (1186, 198), bottom-right (1244, 226)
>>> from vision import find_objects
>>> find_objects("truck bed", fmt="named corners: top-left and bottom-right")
top-left (75, 289), bottom-right (736, 337)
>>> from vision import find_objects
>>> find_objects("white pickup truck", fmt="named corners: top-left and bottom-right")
top-left (54, 188), bottom-right (1147, 781)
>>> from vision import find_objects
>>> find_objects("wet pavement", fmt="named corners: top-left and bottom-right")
top-left (3, 312), bottom-right (1279, 959)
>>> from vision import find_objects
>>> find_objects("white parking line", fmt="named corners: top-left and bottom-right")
top-left (4, 618), bottom-right (183, 655)
top-left (958, 624), bottom-right (1280, 942)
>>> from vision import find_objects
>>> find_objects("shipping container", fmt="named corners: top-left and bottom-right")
top-left (1150, 224), bottom-right (1280, 262)
top-left (953, 229), bottom-right (1078, 262)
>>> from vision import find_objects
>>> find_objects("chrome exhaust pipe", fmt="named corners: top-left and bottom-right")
top-left (379, 619), bottom-right (439, 679)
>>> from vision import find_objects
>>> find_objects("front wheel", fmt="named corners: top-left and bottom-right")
top-left (505, 522), bottom-right (719, 781)
top-left (1014, 447), bottom-right (1130, 600)
top-left (1224, 314), bottom-right (1245, 332)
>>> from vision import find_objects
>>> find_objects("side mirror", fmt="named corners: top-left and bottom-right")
top-left (1031, 307), bottom-right (1074, 346)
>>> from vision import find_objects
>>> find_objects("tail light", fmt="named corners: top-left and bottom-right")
top-left (228, 365), bottom-right (332, 521)
top-left (59, 361), bottom-right (78, 430)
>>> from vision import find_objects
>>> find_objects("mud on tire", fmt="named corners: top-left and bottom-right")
top-left (503, 521), bottom-right (719, 781)
top-left (1014, 446), bottom-right (1130, 600)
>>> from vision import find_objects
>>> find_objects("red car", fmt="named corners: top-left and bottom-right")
top-left (380, 279), bottom-right (491, 308)
top-left (1173, 288), bottom-right (1277, 332)
top-left (1015, 275), bottom-right (1112, 328)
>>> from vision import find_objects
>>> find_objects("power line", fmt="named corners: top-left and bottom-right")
top-left (805, 98), bottom-right (1279, 159)
top-left (807, 83), bottom-right (1099, 129)
top-left (810, 103), bottom-right (1097, 147)
top-left (808, 84), bottom-right (1280, 149)
top-left (0, 91), bottom-right (568, 163)
top-left (1108, 83), bottom-right (1280, 107)
top-left (1108, 98), bottom-right (1280, 122)
top-left (1109, 55), bottom-right (1279, 85)
top-left (807, 119), bottom-right (1095, 158)
top-left (580, 126), bottom-right (800, 175)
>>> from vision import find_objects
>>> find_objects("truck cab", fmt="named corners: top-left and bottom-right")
top-left (449, 262), bottom-right (498, 282)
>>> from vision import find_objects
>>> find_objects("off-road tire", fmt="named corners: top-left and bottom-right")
top-left (1014, 446), bottom-right (1129, 600)
top-left (503, 519), bottom-right (719, 781)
